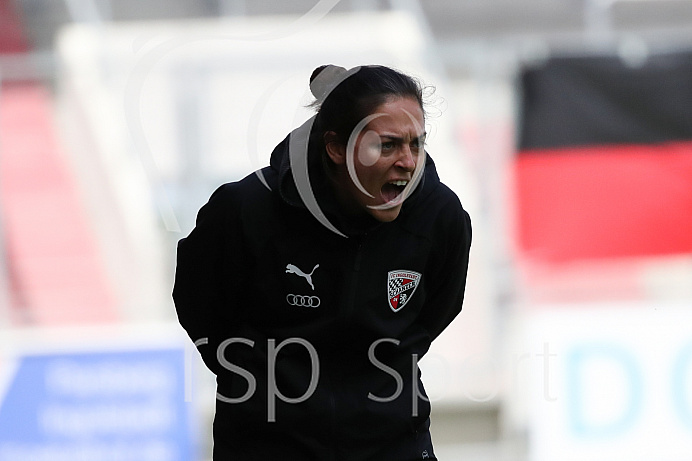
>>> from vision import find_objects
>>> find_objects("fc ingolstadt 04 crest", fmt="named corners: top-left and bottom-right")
top-left (387, 270), bottom-right (421, 312)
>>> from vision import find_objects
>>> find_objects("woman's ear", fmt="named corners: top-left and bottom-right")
top-left (324, 131), bottom-right (345, 165)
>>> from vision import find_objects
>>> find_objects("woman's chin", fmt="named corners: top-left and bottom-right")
top-left (367, 203), bottom-right (403, 222)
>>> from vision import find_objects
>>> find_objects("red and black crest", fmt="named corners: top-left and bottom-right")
top-left (387, 270), bottom-right (421, 312)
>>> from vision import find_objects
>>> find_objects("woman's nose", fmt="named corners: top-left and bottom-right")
top-left (395, 146), bottom-right (416, 171)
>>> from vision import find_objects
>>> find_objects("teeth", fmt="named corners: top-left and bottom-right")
top-left (389, 180), bottom-right (408, 187)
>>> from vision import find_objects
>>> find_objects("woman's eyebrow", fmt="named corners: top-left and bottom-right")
top-left (379, 132), bottom-right (427, 142)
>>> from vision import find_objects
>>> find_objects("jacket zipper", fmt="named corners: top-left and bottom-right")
top-left (328, 236), bottom-right (365, 460)
top-left (344, 236), bottom-right (364, 321)
top-left (323, 370), bottom-right (338, 461)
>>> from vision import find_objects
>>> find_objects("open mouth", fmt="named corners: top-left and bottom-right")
top-left (381, 180), bottom-right (408, 204)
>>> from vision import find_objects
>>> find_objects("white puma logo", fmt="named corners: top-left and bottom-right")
top-left (286, 263), bottom-right (319, 291)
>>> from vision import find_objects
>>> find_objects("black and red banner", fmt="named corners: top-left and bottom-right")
top-left (515, 52), bottom-right (692, 263)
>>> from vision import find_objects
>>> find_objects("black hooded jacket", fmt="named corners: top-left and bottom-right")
top-left (173, 126), bottom-right (472, 460)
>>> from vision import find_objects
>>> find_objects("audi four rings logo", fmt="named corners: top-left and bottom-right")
top-left (286, 294), bottom-right (321, 308)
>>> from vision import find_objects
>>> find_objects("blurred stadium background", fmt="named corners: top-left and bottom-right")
top-left (1, 1), bottom-right (692, 460)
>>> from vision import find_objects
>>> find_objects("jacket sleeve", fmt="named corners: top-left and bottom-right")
top-left (418, 197), bottom-right (472, 341)
top-left (173, 184), bottom-right (240, 375)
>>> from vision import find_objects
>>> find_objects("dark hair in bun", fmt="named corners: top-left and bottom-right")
top-left (309, 65), bottom-right (426, 150)
top-left (309, 65), bottom-right (348, 101)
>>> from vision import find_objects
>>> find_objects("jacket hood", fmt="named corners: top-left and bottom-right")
top-left (268, 120), bottom-right (441, 235)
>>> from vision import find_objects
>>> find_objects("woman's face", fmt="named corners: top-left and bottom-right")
top-left (327, 96), bottom-right (426, 222)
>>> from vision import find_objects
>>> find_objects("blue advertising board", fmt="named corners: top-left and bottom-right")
top-left (0, 347), bottom-right (193, 461)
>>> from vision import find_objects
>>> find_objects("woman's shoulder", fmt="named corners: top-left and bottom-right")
top-left (209, 166), bottom-right (278, 204)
